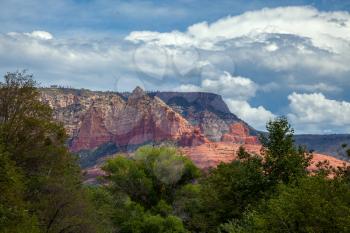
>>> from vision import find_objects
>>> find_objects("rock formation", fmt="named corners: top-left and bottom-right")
top-left (181, 142), bottom-right (347, 170)
top-left (41, 87), bottom-right (210, 152)
top-left (40, 87), bottom-right (350, 171)
top-left (221, 122), bottom-right (259, 144)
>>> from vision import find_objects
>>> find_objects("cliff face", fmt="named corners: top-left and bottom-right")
top-left (41, 87), bottom-right (213, 152)
top-left (221, 122), bottom-right (259, 144)
top-left (153, 92), bottom-right (254, 141)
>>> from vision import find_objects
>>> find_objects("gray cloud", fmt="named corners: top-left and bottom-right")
top-left (1, 6), bottom-right (350, 132)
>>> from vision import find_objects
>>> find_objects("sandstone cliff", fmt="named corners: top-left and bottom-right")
top-left (41, 87), bottom-right (210, 152)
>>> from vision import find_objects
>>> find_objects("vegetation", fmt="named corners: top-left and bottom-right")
top-left (0, 71), bottom-right (102, 233)
top-left (100, 146), bottom-right (199, 232)
top-left (1, 71), bottom-right (350, 232)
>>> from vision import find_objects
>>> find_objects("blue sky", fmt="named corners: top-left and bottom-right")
top-left (0, 0), bottom-right (350, 133)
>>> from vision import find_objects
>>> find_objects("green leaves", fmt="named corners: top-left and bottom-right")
top-left (0, 72), bottom-right (98, 233)
top-left (103, 146), bottom-right (200, 207)
top-left (195, 152), bottom-right (268, 232)
top-left (227, 176), bottom-right (350, 233)
top-left (260, 117), bottom-right (312, 185)
top-left (101, 145), bottom-right (198, 232)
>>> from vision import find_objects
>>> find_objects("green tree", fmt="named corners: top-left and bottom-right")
top-left (85, 187), bottom-right (115, 233)
top-left (192, 147), bottom-right (267, 233)
top-left (0, 144), bottom-right (40, 233)
top-left (222, 176), bottom-right (350, 233)
top-left (102, 145), bottom-right (198, 232)
top-left (103, 146), bottom-right (200, 207)
top-left (260, 117), bottom-right (312, 185)
top-left (173, 184), bottom-right (203, 231)
top-left (191, 117), bottom-right (313, 232)
top-left (0, 71), bottom-right (97, 233)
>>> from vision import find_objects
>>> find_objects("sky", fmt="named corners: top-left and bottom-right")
top-left (0, 0), bottom-right (350, 134)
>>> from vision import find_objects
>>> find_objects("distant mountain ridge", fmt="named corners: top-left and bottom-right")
top-left (40, 87), bottom-right (350, 166)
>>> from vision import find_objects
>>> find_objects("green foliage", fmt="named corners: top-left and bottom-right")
top-left (260, 116), bottom-right (312, 185)
top-left (103, 155), bottom-right (156, 206)
top-left (102, 145), bottom-right (198, 232)
top-left (191, 117), bottom-right (314, 232)
top-left (0, 71), bottom-right (98, 233)
top-left (173, 184), bottom-right (202, 231)
top-left (103, 146), bottom-right (200, 207)
top-left (193, 149), bottom-right (268, 232)
top-left (85, 187), bottom-right (115, 233)
top-left (224, 176), bottom-right (350, 233)
top-left (106, 191), bottom-right (188, 233)
top-left (0, 145), bottom-right (40, 233)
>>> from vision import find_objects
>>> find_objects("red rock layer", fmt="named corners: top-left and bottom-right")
top-left (179, 127), bottom-right (209, 146)
top-left (71, 106), bottom-right (112, 151)
top-left (221, 122), bottom-right (259, 144)
top-left (67, 87), bottom-right (208, 152)
top-left (181, 142), bottom-right (347, 170)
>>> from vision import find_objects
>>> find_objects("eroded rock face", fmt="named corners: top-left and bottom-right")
top-left (154, 92), bottom-right (247, 141)
top-left (221, 122), bottom-right (260, 144)
top-left (41, 87), bottom-right (208, 152)
top-left (179, 127), bottom-right (209, 146)
top-left (70, 106), bottom-right (113, 151)
top-left (111, 88), bottom-right (197, 148)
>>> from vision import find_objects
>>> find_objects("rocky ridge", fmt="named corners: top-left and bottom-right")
top-left (41, 87), bottom-right (349, 171)
top-left (41, 87), bottom-right (211, 152)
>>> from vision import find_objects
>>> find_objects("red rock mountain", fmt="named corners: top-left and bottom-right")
top-left (41, 87), bottom-right (208, 152)
top-left (40, 87), bottom-right (348, 171)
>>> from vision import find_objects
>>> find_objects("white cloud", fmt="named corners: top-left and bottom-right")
top-left (7, 31), bottom-right (54, 40)
top-left (127, 6), bottom-right (350, 53)
top-left (0, 31), bottom-right (135, 90)
top-left (124, 6), bottom-right (350, 132)
top-left (201, 72), bottom-right (257, 100)
top-left (288, 92), bottom-right (350, 133)
top-left (1, 6), bottom-right (350, 133)
top-left (265, 43), bottom-right (279, 52)
top-left (226, 99), bottom-right (275, 130)
top-left (178, 71), bottom-right (258, 100)
top-left (126, 6), bottom-right (350, 77)
top-left (26, 31), bottom-right (53, 40)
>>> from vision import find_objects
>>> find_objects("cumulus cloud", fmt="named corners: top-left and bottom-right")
top-left (226, 99), bottom-right (275, 130)
top-left (126, 6), bottom-right (350, 52)
top-left (124, 6), bottom-right (350, 132)
top-left (0, 30), bottom-right (137, 90)
top-left (1, 6), bottom-right (350, 133)
top-left (127, 6), bottom-right (350, 79)
top-left (179, 72), bottom-right (257, 99)
top-left (288, 92), bottom-right (350, 133)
